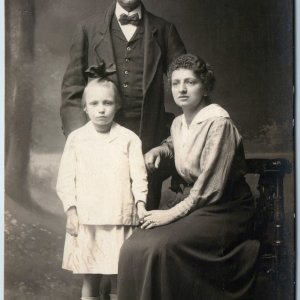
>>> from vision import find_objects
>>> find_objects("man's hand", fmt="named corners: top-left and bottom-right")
top-left (144, 147), bottom-right (161, 173)
top-left (66, 206), bottom-right (79, 237)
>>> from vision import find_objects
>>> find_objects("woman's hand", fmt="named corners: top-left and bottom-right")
top-left (144, 147), bottom-right (161, 172)
top-left (136, 201), bottom-right (147, 223)
top-left (141, 210), bottom-right (175, 229)
top-left (66, 206), bottom-right (79, 237)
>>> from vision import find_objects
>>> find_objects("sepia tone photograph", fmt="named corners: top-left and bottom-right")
top-left (5, 0), bottom-right (294, 299)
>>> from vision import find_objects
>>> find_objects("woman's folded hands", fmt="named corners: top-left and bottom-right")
top-left (140, 209), bottom-right (175, 229)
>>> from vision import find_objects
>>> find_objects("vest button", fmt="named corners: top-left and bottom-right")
top-left (124, 70), bottom-right (129, 75)
top-left (126, 46), bottom-right (131, 51)
top-left (123, 83), bottom-right (128, 88)
top-left (125, 58), bottom-right (130, 62)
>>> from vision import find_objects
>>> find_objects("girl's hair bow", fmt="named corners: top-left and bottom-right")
top-left (85, 60), bottom-right (116, 79)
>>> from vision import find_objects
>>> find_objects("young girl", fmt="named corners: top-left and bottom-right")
top-left (56, 63), bottom-right (148, 300)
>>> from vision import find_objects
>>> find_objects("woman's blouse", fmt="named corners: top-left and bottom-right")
top-left (56, 121), bottom-right (148, 225)
top-left (158, 104), bottom-right (247, 219)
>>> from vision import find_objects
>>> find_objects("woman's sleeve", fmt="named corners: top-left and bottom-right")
top-left (56, 133), bottom-right (77, 212)
top-left (158, 135), bottom-right (174, 159)
top-left (128, 137), bottom-right (148, 204)
top-left (151, 118), bottom-right (177, 159)
top-left (168, 118), bottom-right (240, 218)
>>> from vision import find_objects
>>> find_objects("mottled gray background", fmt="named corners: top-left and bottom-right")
top-left (5, 0), bottom-right (294, 299)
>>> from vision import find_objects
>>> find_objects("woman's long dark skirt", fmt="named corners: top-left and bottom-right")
top-left (118, 187), bottom-right (260, 300)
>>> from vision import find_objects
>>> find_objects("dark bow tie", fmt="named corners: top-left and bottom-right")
top-left (119, 13), bottom-right (140, 26)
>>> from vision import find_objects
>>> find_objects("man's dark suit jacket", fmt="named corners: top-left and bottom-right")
top-left (61, 2), bottom-right (186, 152)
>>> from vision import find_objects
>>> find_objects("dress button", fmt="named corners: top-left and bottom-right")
top-left (123, 83), bottom-right (128, 88)
top-left (124, 70), bottom-right (129, 75)
top-left (126, 46), bottom-right (131, 51)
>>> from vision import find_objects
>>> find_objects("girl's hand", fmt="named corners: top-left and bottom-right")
top-left (66, 206), bottom-right (79, 237)
top-left (141, 210), bottom-right (174, 229)
top-left (136, 201), bottom-right (147, 223)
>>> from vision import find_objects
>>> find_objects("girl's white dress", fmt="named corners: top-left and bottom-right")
top-left (56, 122), bottom-right (148, 274)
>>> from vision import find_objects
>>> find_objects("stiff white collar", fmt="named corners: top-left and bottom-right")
top-left (115, 2), bottom-right (142, 20)
top-left (182, 104), bottom-right (230, 128)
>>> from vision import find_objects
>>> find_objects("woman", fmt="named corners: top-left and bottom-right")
top-left (118, 54), bottom-right (260, 300)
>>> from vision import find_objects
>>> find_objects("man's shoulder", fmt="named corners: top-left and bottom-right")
top-left (77, 5), bottom-right (173, 31)
top-left (77, 13), bottom-right (106, 29)
top-left (144, 9), bottom-right (173, 28)
top-left (77, 3), bottom-right (113, 29)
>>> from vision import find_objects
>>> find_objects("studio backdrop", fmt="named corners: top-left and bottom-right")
top-left (5, 0), bottom-right (294, 299)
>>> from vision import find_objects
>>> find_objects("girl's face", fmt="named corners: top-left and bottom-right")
top-left (84, 83), bottom-right (117, 131)
top-left (171, 69), bottom-right (206, 111)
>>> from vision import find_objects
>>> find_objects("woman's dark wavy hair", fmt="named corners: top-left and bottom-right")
top-left (167, 54), bottom-right (216, 94)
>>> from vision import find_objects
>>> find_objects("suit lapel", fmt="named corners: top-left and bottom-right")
top-left (92, 3), bottom-right (161, 98)
top-left (93, 3), bottom-right (118, 84)
top-left (143, 7), bottom-right (161, 97)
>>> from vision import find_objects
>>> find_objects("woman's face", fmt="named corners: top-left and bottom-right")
top-left (171, 69), bottom-right (206, 111)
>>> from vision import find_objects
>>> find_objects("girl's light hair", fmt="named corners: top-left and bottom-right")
top-left (82, 78), bottom-right (121, 109)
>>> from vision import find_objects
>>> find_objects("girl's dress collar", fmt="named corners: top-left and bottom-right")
top-left (87, 121), bottom-right (119, 143)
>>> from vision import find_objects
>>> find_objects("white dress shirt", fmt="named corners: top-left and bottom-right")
top-left (115, 2), bottom-right (142, 41)
top-left (56, 121), bottom-right (148, 225)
